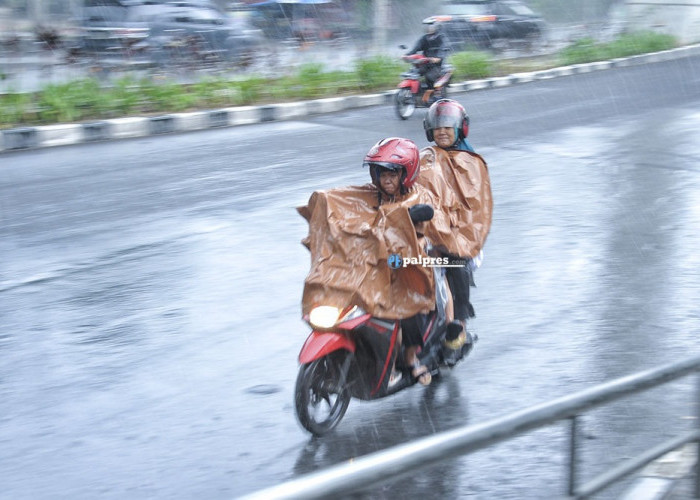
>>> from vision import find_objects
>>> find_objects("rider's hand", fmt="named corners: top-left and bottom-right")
top-left (430, 57), bottom-right (441, 64)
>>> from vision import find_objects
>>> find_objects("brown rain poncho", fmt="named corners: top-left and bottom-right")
top-left (298, 148), bottom-right (492, 320)
top-left (416, 147), bottom-right (493, 258)
top-left (298, 185), bottom-right (435, 319)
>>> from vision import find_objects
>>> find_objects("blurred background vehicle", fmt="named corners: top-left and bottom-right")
top-left (78, 0), bottom-right (151, 56)
top-left (247, 0), bottom-right (352, 42)
top-left (425, 0), bottom-right (547, 51)
top-left (77, 0), bottom-right (264, 64)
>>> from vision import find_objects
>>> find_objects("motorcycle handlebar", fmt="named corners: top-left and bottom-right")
top-left (402, 55), bottom-right (436, 65)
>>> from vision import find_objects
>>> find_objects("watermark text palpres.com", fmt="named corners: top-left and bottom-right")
top-left (388, 253), bottom-right (467, 269)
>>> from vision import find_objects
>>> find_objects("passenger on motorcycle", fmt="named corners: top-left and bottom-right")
top-left (364, 137), bottom-right (438, 386)
top-left (419, 99), bottom-right (493, 357)
top-left (424, 98), bottom-right (475, 153)
top-left (405, 18), bottom-right (449, 103)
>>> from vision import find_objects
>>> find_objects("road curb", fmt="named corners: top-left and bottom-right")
top-left (2, 43), bottom-right (700, 153)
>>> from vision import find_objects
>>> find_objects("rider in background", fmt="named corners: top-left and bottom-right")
top-left (405, 18), bottom-right (449, 104)
top-left (419, 99), bottom-right (493, 359)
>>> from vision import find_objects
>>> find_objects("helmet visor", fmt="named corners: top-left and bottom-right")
top-left (364, 161), bottom-right (402, 172)
top-left (426, 103), bottom-right (463, 129)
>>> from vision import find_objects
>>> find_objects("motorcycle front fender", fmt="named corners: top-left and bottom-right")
top-left (397, 79), bottom-right (420, 94)
top-left (299, 330), bottom-right (355, 364)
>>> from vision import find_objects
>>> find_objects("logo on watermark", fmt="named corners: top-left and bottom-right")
top-left (388, 254), bottom-right (403, 269)
top-left (388, 253), bottom-right (467, 269)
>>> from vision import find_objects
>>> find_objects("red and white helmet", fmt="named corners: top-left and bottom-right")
top-left (423, 99), bottom-right (470, 143)
top-left (363, 137), bottom-right (420, 193)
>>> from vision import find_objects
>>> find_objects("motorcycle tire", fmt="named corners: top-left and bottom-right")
top-left (294, 351), bottom-right (351, 436)
top-left (395, 88), bottom-right (416, 120)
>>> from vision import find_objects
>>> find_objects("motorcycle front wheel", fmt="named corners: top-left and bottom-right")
top-left (294, 351), bottom-right (351, 436)
top-left (395, 88), bottom-right (416, 120)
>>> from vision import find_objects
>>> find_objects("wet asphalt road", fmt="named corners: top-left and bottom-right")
top-left (1, 55), bottom-right (700, 499)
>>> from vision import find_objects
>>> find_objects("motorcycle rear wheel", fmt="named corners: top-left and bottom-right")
top-left (395, 88), bottom-right (416, 120)
top-left (294, 351), bottom-right (351, 436)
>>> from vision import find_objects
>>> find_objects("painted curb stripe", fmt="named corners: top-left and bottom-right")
top-left (2, 44), bottom-right (699, 152)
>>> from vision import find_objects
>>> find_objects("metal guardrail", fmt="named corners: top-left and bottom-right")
top-left (240, 354), bottom-right (700, 499)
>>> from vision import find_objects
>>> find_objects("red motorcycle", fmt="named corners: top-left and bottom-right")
top-left (395, 53), bottom-right (453, 120)
top-left (294, 207), bottom-right (475, 436)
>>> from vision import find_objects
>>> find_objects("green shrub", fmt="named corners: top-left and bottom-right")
top-left (190, 77), bottom-right (238, 108)
top-left (104, 77), bottom-right (143, 115)
top-left (449, 51), bottom-right (492, 80)
top-left (295, 63), bottom-right (330, 99)
top-left (559, 37), bottom-right (606, 65)
top-left (0, 91), bottom-right (31, 127)
top-left (605, 31), bottom-right (677, 58)
top-left (234, 76), bottom-right (266, 105)
top-left (36, 81), bottom-right (95, 123)
top-left (140, 78), bottom-right (197, 112)
top-left (560, 31), bottom-right (677, 65)
top-left (355, 56), bottom-right (403, 90)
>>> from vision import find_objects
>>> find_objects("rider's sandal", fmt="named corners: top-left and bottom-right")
top-left (411, 362), bottom-right (432, 386)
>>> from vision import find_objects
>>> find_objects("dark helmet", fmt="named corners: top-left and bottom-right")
top-left (363, 137), bottom-right (420, 194)
top-left (422, 17), bottom-right (440, 36)
top-left (423, 99), bottom-right (470, 144)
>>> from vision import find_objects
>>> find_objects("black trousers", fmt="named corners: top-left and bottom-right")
top-left (401, 314), bottom-right (427, 348)
top-left (401, 265), bottom-right (475, 350)
top-left (446, 265), bottom-right (475, 321)
top-left (420, 64), bottom-right (442, 89)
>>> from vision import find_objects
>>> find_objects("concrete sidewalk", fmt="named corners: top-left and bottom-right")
top-left (3, 43), bottom-right (699, 154)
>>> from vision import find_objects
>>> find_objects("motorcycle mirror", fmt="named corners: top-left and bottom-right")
top-left (409, 204), bottom-right (434, 224)
top-left (399, 44), bottom-right (407, 50)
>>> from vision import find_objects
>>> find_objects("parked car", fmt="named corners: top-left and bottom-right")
top-left (78, 0), bottom-right (264, 65)
top-left (79, 0), bottom-right (151, 54)
top-left (249, 1), bottom-right (351, 41)
top-left (425, 0), bottom-right (547, 51)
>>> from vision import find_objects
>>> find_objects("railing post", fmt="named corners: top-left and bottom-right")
top-left (568, 415), bottom-right (579, 497)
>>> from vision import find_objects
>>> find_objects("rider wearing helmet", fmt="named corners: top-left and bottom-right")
top-left (364, 136), bottom-right (420, 205)
top-left (418, 99), bottom-right (492, 360)
top-left (364, 137), bottom-right (433, 386)
top-left (405, 18), bottom-right (449, 103)
top-left (423, 98), bottom-right (475, 152)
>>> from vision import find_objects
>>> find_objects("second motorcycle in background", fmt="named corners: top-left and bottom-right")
top-left (395, 46), bottom-right (453, 120)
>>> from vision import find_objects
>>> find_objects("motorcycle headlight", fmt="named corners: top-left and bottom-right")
top-left (307, 305), bottom-right (366, 329)
top-left (308, 306), bottom-right (342, 329)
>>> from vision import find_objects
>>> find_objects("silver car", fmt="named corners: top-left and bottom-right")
top-left (79, 0), bottom-right (264, 65)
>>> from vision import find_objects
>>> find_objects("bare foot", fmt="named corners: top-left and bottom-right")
top-left (411, 363), bottom-right (432, 386)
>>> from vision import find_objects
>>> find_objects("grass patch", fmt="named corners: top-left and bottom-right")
top-left (0, 31), bottom-right (680, 129)
top-left (559, 31), bottom-right (677, 65)
top-left (355, 56), bottom-right (404, 90)
top-left (450, 51), bottom-right (492, 80)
